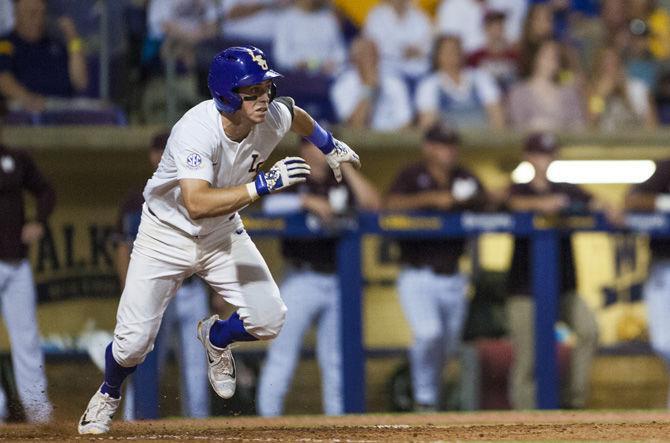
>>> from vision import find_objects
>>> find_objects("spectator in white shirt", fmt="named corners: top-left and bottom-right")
top-left (331, 37), bottom-right (413, 131)
top-left (436, 0), bottom-right (527, 54)
top-left (273, 0), bottom-right (346, 77)
top-left (363, 0), bottom-right (432, 81)
top-left (0, 0), bottom-right (14, 36)
top-left (220, 0), bottom-right (288, 49)
top-left (415, 35), bottom-right (505, 130)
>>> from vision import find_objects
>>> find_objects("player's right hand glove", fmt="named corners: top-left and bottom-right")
top-left (248, 157), bottom-right (311, 200)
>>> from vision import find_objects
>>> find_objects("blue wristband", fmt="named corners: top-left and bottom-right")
top-left (254, 173), bottom-right (269, 196)
top-left (305, 122), bottom-right (335, 154)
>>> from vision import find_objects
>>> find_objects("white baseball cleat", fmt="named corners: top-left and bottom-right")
top-left (78, 389), bottom-right (120, 435)
top-left (197, 314), bottom-right (236, 399)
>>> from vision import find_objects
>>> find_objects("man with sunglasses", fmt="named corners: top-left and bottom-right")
top-left (78, 45), bottom-right (360, 434)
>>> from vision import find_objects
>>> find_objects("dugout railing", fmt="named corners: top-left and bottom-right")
top-left (129, 210), bottom-right (669, 417)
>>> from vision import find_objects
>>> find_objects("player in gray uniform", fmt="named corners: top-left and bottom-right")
top-left (115, 132), bottom-right (209, 419)
top-left (626, 158), bottom-right (670, 407)
top-left (506, 133), bottom-right (599, 410)
top-left (256, 140), bottom-right (380, 416)
top-left (78, 46), bottom-right (360, 434)
top-left (0, 106), bottom-right (54, 423)
top-left (385, 122), bottom-right (487, 411)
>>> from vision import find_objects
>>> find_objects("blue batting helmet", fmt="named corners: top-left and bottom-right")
top-left (207, 46), bottom-right (282, 114)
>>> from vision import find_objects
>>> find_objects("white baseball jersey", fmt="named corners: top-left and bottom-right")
top-left (143, 99), bottom-right (293, 236)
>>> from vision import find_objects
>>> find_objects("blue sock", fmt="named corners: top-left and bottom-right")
top-left (209, 312), bottom-right (257, 348)
top-left (100, 343), bottom-right (136, 399)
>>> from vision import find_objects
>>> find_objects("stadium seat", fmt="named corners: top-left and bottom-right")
top-left (40, 108), bottom-right (127, 125)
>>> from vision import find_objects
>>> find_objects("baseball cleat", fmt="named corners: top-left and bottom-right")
top-left (78, 388), bottom-right (120, 435)
top-left (197, 315), bottom-right (236, 399)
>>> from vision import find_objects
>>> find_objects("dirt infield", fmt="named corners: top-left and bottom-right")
top-left (2, 410), bottom-right (670, 442)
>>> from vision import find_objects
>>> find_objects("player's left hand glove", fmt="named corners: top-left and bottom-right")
top-left (325, 138), bottom-right (361, 183)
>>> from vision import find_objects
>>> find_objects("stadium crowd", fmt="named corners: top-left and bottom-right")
top-left (0, 0), bottom-right (669, 129)
top-left (3, 0), bottom-right (670, 424)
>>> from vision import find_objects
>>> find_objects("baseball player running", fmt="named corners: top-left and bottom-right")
top-left (78, 45), bottom-right (360, 435)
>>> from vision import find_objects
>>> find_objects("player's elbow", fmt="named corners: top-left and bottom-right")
top-left (185, 204), bottom-right (208, 220)
top-left (182, 197), bottom-right (208, 220)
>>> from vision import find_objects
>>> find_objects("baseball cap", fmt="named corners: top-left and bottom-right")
top-left (424, 121), bottom-right (461, 146)
top-left (150, 131), bottom-right (170, 152)
top-left (524, 132), bottom-right (559, 154)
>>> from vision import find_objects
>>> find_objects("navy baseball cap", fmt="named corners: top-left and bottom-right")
top-left (524, 132), bottom-right (559, 154)
top-left (424, 121), bottom-right (461, 146)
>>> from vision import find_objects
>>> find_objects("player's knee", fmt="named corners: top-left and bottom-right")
top-left (113, 331), bottom-right (154, 367)
top-left (248, 299), bottom-right (287, 340)
top-left (651, 339), bottom-right (670, 364)
top-left (413, 326), bottom-right (442, 347)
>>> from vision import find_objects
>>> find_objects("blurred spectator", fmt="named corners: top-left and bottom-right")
top-left (385, 121), bottom-right (488, 412)
top-left (141, 0), bottom-right (218, 123)
top-left (415, 35), bottom-right (505, 130)
top-left (436, 0), bottom-right (486, 54)
top-left (117, 132), bottom-right (210, 420)
top-left (0, 104), bottom-right (54, 423)
top-left (518, 3), bottom-right (557, 77)
top-left (257, 140), bottom-right (381, 417)
top-left (273, 0), bottom-right (346, 76)
top-left (598, 0), bottom-right (631, 52)
top-left (630, 0), bottom-right (670, 61)
top-left (588, 46), bottom-right (657, 131)
top-left (508, 39), bottom-right (585, 132)
top-left (147, 0), bottom-right (218, 69)
top-left (569, 0), bottom-right (631, 75)
top-left (436, 0), bottom-right (528, 54)
top-left (626, 158), bottom-right (670, 408)
top-left (0, 0), bottom-right (88, 113)
top-left (363, 0), bottom-right (432, 82)
top-left (656, 71), bottom-right (670, 124)
top-left (466, 9), bottom-right (519, 93)
top-left (625, 17), bottom-right (662, 89)
top-left (220, 0), bottom-right (289, 51)
top-left (488, 0), bottom-right (528, 46)
top-left (505, 132), bottom-right (599, 410)
top-left (330, 37), bottom-right (412, 131)
top-left (0, 0), bottom-right (13, 36)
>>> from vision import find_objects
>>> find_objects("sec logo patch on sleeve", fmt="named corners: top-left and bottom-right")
top-left (185, 153), bottom-right (203, 169)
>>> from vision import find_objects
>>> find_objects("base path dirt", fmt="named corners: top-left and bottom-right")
top-left (2, 410), bottom-right (670, 442)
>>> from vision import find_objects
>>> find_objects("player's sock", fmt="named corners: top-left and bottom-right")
top-left (100, 343), bottom-right (136, 399)
top-left (209, 312), bottom-right (257, 348)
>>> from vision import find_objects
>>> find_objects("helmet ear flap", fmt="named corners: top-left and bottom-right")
top-left (214, 91), bottom-right (242, 114)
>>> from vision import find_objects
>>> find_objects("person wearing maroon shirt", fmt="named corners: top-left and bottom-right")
top-left (466, 9), bottom-right (519, 93)
top-left (385, 121), bottom-right (487, 411)
top-left (0, 105), bottom-right (54, 422)
top-left (506, 132), bottom-right (599, 410)
top-left (626, 158), bottom-right (670, 407)
top-left (256, 139), bottom-right (381, 416)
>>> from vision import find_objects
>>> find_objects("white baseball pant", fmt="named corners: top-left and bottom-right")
top-left (397, 268), bottom-right (468, 407)
top-left (256, 269), bottom-right (343, 416)
top-left (0, 259), bottom-right (52, 422)
top-left (644, 259), bottom-right (670, 407)
top-left (112, 206), bottom-right (286, 368)
top-left (123, 277), bottom-right (210, 419)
